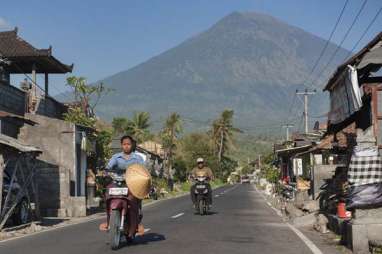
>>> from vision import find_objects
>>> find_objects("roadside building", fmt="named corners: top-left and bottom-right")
top-left (323, 32), bottom-right (382, 252)
top-left (0, 28), bottom-right (92, 218)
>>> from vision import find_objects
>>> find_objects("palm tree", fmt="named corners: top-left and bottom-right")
top-left (125, 112), bottom-right (151, 143)
top-left (211, 110), bottom-right (242, 163)
top-left (112, 117), bottom-right (129, 135)
top-left (161, 113), bottom-right (182, 180)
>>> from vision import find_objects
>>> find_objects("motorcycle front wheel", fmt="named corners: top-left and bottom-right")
top-left (199, 199), bottom-right (205, 215)
top-left (110, 209), bottom-right (121, 250)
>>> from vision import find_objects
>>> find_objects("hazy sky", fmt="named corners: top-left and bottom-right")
top-left (1, 0), bottom-right (381, 95)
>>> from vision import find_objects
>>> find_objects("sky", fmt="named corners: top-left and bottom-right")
top-left (1, 0), bottom-right (382, 95)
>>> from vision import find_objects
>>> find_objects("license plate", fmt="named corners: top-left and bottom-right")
top-left (109, 187), bottom-right (128, 196)
top-left (196, 185), bottom-right (206, 189)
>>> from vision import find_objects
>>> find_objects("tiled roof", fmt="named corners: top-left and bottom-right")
top-left (0, 28), bottom-right (73, 73)
top-left (0, 28), bottom-right (51, 57)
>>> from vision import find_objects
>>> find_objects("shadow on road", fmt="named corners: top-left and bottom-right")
top-left (107, 233), bottom-right (166, 251)
top-left (40, 218), bottom-right (70, 226)
top-left (131, 233), bottom-right (166, 245)
top-left (193, 211), bottom-right (219, 216)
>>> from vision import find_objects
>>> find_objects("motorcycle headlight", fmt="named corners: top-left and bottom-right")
top-left (109, 172), bottom-right (125, 182)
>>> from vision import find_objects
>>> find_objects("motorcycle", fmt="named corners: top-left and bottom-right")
top-left (193, 175), bottom-right (211, 215)
top-left (149, 186), bottom-right (158, 200)
top-left (281, 184), bottom-right (296, 201)
top-left (104, 170), bottom-right (131, 250)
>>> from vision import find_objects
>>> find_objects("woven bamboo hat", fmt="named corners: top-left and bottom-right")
top-left (125, 163), bottom-right (152, 199)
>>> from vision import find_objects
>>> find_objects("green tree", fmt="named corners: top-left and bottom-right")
top-left (125, 112), bottom-right (151, 143)
top-left (112, 117), bottom-right (129, 135)
top-left (63, 76), bottom-right (112, 169)
top-left (180, 132), bottom-right (218, 175)
top-left (161, 113), bottom-right (182, 179)
top-left (211, 109), bottom-right (242, 162)
top-left (65, 76), bottom-right (110, 118)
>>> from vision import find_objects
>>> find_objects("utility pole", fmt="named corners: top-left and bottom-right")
top-left (282, 124), bottom-right (294, 141)
top-left (296, 89), bottom-right (316, 134)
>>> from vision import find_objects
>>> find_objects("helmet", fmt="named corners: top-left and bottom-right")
top-left (196, 157), bottom-right (204, 163)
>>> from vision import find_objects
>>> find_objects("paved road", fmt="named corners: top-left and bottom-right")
top-left (0, 184), bottom-right (342, 254)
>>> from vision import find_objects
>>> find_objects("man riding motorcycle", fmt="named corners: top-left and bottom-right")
top-left (190, 158), bottom-right (214, 207)
top-left (99, 135), bottom-right (146, 240)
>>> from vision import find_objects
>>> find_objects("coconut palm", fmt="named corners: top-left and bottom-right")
top-left (112, 117), bottom-right (129, 135)
top-left (125, 112), bottom-right (151, 143)
top-left (211, 109), bottom-right (242, 162)
top-left (161, 113), bottom-right (183, 179)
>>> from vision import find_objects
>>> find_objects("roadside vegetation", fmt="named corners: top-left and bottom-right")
top-left (63, 76), bottom-right (248, 198)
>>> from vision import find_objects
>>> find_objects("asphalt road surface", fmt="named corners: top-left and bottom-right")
top-left (0, 184), bottom-right (343, 254)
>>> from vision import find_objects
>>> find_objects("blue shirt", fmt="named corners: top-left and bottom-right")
top-left (106, 152), bottom-right (144, 171)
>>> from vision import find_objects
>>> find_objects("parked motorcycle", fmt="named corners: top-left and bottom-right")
top-left (281, 184), bottom-right (296, 201)
top-left (104, 170), bottom-right (131, 250)
top-left (149, 186), bottom-right (158, 200)
top-left (194, 175), bottom-right (211, 215)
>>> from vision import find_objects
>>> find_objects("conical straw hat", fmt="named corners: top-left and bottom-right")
top-left (125, 164), bottom-right (152, 199)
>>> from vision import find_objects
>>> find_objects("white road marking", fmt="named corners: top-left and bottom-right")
top-left (215, 195), bottom-right (220, 197)
top-left (287, 223), bottom-right (323, 254)
top-left (0, 185), bottom-right (229, 243)
top-left (171, 213), bottom-right (184, 219)
top-left (253, 185), bottom-right (323, 254)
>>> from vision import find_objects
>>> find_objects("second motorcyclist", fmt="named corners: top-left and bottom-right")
top-left (190, 157), bottom-right (214, 207)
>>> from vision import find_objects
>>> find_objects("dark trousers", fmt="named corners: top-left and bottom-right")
top-left (190, 183), bottom-right (212, 204)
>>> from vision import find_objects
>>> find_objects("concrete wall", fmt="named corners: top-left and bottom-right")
top-left (18, 113), bottom-right (86, 217)
top-left (312, 164), bottom-right (337, 199)
top-left (0, 84), bottom-right (26, 115)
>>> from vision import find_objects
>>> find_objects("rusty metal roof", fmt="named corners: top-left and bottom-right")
top-left (0, 134), bottom-right (41, 153)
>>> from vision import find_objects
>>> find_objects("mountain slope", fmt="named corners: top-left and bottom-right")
top-left (90, 12), bottom-right (350, 133)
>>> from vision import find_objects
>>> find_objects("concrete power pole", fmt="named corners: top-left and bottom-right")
top-left (282, 124), bottom-right (294, 141)
top-left (296, 89), bottom-right (316, 134)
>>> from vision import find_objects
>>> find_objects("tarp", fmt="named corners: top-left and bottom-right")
top-left (346, 183), bottom-right (382, 209)
top-left (328, 65), bottom-right (363, 124)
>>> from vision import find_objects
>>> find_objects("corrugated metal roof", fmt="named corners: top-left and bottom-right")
top-left (324, 32), bottom-right (382, 91)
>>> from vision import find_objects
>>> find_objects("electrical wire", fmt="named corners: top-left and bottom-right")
top-left (344, 6), bottom-right (382, 61)
top-left (304, 0), bottom-right (350, 89)
top-left (312, 0), bottom-right (369, 87)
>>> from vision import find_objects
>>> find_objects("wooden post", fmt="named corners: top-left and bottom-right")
top-left (0, 154), bottom-right (3, 215)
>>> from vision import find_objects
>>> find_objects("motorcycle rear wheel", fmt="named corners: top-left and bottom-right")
top-left (110, 209), bottom-right (121, 250)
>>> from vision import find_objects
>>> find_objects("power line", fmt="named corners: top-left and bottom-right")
top-left (284, 93), bottom-right (296, 125)
top-left (304, 0), bottom-right (349, 88)
top-left (312, 0), bottom-right (369, 87)
top-left (344, 6), bottom-right (382, 60)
